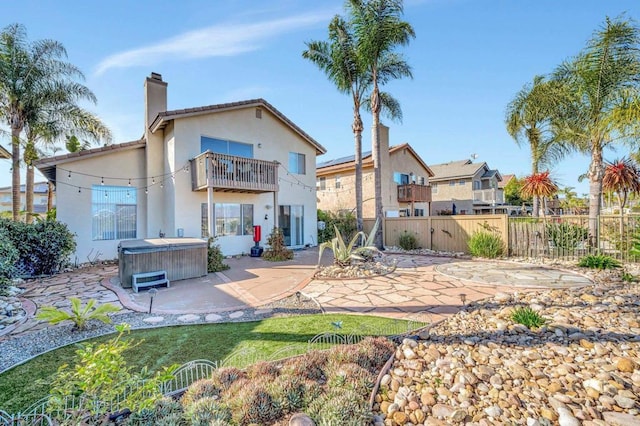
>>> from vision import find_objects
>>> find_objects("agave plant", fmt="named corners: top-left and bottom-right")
top-left (36, 297), bottom-right (120, 330)
top-left (318, 219), bottom-right (380, 267)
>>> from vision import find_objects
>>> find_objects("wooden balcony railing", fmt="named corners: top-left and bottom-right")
top-left (190, 151), bottom-right (279, 193)
top-left (397, 184), bottom-right (432, 203)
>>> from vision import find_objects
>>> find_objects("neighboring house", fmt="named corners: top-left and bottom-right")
top-left (35, 72), bottom-right (326, 262)
top-left (0, 182), bottom-right (54, 214)
top-left (498, 174), bottom-right (515, 191)
top-left (429, 159), bottom-right (505, 215)
top-left (316, 125), bottom-right (434, 218)
top-left (0, 144), bottom-right (9, 159)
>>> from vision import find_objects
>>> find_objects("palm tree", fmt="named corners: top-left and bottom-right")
top-left (603, 157), bottom-right (640, 239)
top-left (505, 76), bottom-right (573, 216)
top-left (303, 16), bottom-right (368, 232)
top-left (23, 101), bottom-right (111, 222)
top-left (0, 23), bottom-right (91, 221)
top-left (520, 171), bottom-right (558, 217)
top-left (303, 14), bottom-right (405, 233)
top-left (553, 16), bottom-right (640, 240)
top-left (348, 0), bottom-right (414, 248)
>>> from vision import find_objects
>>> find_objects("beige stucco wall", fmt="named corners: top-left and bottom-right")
top-left (163, 106), bottom-right (319, 255)
top-left (55, 147), bottom-right (146, 262)
top-left (317, 139), bottom-right (432, 218)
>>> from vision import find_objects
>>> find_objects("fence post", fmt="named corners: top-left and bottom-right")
top-left (427, 216), bottom-right (432, 250)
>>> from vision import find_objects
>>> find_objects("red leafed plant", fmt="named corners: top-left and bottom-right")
top-left (603, 158), bottom-right (640, 198)
top-left (520, 171), bottom-right (558, 199)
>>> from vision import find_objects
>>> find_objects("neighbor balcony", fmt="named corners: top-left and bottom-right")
top-left (397, 183), bottom-right (432, 203)
top-left (473, 188), bottom-right (503, 205)
top-left (190, 151), bottom-right (279, 193)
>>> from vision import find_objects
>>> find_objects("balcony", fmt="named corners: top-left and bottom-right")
top-left (473, 188), bottom-right (503, 205)
top-left (190, 151), bottom-right (279, 193)
top-left (397, 184), bottom-right (432, 203)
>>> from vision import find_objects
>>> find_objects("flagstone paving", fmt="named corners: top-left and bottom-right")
top-left (3, 252), bottom-right (594, 340)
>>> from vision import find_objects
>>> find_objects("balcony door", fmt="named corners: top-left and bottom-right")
top-left (278, 205), bottom-right (304, 247)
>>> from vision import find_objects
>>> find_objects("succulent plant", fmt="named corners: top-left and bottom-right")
top-left (282, 350), bottom-right (328, 381)
top-left (232, 383), bottom-right (282, 425)
top-left (211, 367), bottom-right (247, 392)
top-left (180, 379), bottom-right (220, 407)
top-left (183, 396), bottom-right (231, 426)
top-left (269, 375), bottom-right (307, 413)
top-left (308, 389), bottom-right (372, 426)
top-left (247, 360), bottom-right (280, 380)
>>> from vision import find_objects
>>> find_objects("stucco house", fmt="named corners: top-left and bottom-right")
top-left (428, 159), bottom-right (505, 215)
top-left (316, 125), bottom-right (434, 218)
top-left (35, 73), bottom-right (326, 262)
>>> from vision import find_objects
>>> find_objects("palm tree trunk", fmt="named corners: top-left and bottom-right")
top-left (588, 144), bottom-right (604, 246)
top-left (47, 181), bottom-right (54, 211)
top-left (371, 79), bottom-right (384, 249)
top-left (11, 124), bottom-right (21, 222)
top-left (353, 107), bottom-right (364, 232)
top-left (532, 158), bottom-right (539, 217)
top-left (25, 163), bottom-right (34, 223)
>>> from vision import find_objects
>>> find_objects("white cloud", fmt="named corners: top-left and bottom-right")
top-left (94, 11), bottom-right (333, 76)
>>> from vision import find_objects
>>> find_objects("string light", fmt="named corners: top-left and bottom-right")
top-left (101, 177), bottom-right (104, 185)
top-left (68, 171), bottom-right (71, 179)
top-left (128, 179), bottom-right (131, 186)
top-left (145, 187), bottom-right (148, 194)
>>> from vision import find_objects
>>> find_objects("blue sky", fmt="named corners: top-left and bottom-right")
top-left (1, 0), bottom-right (639, 197)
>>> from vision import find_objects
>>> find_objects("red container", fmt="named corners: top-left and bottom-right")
top-left (253, 225), bottom-right (261, 243)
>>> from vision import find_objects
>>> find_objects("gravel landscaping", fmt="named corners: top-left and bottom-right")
top-left (373, 280), bottom-right (640, 425)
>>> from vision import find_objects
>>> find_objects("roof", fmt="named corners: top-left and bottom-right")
top-left (428, 159), bottom-right (501, 182)
top-left (0, 144), bottom-right (9, 159)
top-left (149, 98), bottom-right (326, 155)
top-left (0, 181), bottom-right (51, 193)
top-left (498, 174), bottom-right (515, 189)
top-left (317, 143), bottom-right (434, 177)
top-left (34, 139), bottom-right (146, 183)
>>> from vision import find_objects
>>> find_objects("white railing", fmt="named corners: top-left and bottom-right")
top-left (473, 189), bottom-right (503, 204)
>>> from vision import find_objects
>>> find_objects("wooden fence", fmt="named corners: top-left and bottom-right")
top-left (363, 214), bottom-right (640, 262)
top-left (363, 215), bottom-right (509, 253)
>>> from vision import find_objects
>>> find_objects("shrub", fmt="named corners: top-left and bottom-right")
top-left (207, 237), bottom-right (229, 272)
top-left (511, 306), bottom-right (546, 329)
top-left (263, 228), bottom-right (294, 261)
top-left (0, 228), bottom-right (18, 292)
top-left (578, 254), bottom-right (621, 269)
top-left (48, 324), bottom-right (177, 419)
top-left (317, 209), bottom-right (357, 244)
top-left (0, 218), bottom-right (76, 276)
top-left (468, 230), bottom-right (504, 258)
top-left (398, 230), bottom-right (419, 250)
top-left (36, 297), bottom-right (120, 330)
top-left (546, 222), bottom-right (588, 251)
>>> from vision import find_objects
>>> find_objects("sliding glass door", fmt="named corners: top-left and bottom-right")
top-left (278, 205), bottom-right (304, 247)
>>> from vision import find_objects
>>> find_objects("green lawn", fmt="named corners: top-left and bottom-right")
top-left (0, 314), bottom-right (415, 413)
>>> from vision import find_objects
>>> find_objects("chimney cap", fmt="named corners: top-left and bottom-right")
top-left (150, 72), bottom-right (163, 81)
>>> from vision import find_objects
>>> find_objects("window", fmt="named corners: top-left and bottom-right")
top-left (449, 181), bottom-right (456, 186)
top-left (335, 175), bottom-right (341, 189)
top-left (201, 203), bottom-right (253, 237)
top-left (393, 172), bottom-right (409, 185)
top-left (418, 176), bottom-right (425, 185)
top-left (317, 177), bottom-right (326, 190)
top-left (431, 183), bottom-right (438, 194)
top-left (414, 208), bottom-right (425, 217)
top-left (289, 152), bottom-right (306, 174)
top-left (473, 180), bottom-right (481, 190)
top-left (201, 136), bottom-right (253, 158)
top-left (92, 185), bottom-right (137, 241)
top-left (459, 180), bottom-right (466, 185)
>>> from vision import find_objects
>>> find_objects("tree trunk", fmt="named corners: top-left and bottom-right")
top-left (11, 123), bottom-right (22, 222)
top-left (47, 181), bottom-right (54, 212)
top-left (353, 106), bottom-right (364, 232)
top-left (532, 157), bottom-right (539, 217)
top-left (587, 144), bottom-right (604, 246)
top-left (24, 140), bottom-right (35, 224)
top-left (371, 79), bottom-right (384, 249)
top-left (25, 163), bottom-right (34, 223)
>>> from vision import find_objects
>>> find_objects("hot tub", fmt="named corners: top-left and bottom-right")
top-left (118, 238), bottom-right (208, 288)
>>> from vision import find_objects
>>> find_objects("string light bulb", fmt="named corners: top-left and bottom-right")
top-left (68, 171), bottom-right (71, 179)
top-left (101, 177), bottom-right (104, 185)
top-left (145, 187), bottom-right (148, 194)
top-left (128, 179), bottom-right (131, 186)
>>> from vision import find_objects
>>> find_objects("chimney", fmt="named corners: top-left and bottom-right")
top-left (144, 72), bottom-right (167, 130)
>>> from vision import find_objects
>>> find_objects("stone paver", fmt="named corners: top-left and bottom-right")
top-left (3, 252), bottom-right (594, 340)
